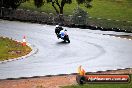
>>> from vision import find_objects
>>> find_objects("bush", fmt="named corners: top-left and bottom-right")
top-left (71, 7), bottom-right (88, 25)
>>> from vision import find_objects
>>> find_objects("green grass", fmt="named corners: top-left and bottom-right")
top-left (88, 17), bottom-right (132, 31)
top-left (63, 84), bottom-right (132, 88)
top-left (86, 0), bottom-right (132, 21)
top-left (62, 75), bottom-right (132, 88)
top-left (19, 0), bottom-right (132, 21)
top-left (0, 37), bottom-right (32, 61)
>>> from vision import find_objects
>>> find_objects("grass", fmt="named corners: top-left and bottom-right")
top-left (0, 37), bottom-right (32, 61)
top-left (86, 0), bottom-right (132, 21)
top-left (62, 75), bottom-right (132, 88)
top-left (88, 17), bottom-right (132, 31)
top-left (19, 0), bottom-right (132, 21)
top-left (63, 84), bottom-right (132, 88)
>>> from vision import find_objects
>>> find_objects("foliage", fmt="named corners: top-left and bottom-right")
top-left (71, 7), bottom-right (88, 25)
top-left (34, 0), bottom-right (45, 8)
top-left (19, 0), bottom-right (132, 21)
top-left (76, 0), bottom-right (92, 8)
top-left (33, 0), bottom-right (92, 14)
top-left (0, 0), bottom-right (28, 9)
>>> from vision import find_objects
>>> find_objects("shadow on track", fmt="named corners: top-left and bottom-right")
top-left (56, 41), bottom-right (70, 45)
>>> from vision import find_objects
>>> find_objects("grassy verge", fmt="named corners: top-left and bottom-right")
top-left (62, 75), bottom-right (132, 88)
top-left (0, 37), bottom-right (32, 61)
top-left (19, 0), bottom-right (132, 21)
top-left (88, 17), bottom-right (132, 31)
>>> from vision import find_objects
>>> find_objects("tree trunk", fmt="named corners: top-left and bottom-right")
top-left (52, 1), bottom-right (59, 14)
top-left (60, 6), bottom-right (63, 14)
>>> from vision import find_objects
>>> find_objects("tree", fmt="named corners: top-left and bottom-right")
top-left (72, 7), bottom-right (88, 25)
top-left (34, 0), bottom-right (92, 15)
top-left (47, 0), bottom-right (72, 15)
top-left (34, 0), bottom-right (45, 8)
top-left (76, 0), bottom-right (92, 8)
top-left (0, 0), bottom-right (28, 9)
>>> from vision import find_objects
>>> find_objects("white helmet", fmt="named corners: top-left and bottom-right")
top-left (56, 25), bottom-right (59, 27)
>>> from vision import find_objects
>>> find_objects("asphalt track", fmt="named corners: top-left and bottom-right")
top-left (0, 20), bottom-right (132, 79)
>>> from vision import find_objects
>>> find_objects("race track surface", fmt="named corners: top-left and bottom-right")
top-left (0, 20), bottom-right (132, 79)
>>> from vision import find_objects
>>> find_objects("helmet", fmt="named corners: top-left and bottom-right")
top-left (56, 25), bottom-right (59, 27)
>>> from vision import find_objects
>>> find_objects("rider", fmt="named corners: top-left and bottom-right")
top-left (55, 24), bottom-right (63, 38)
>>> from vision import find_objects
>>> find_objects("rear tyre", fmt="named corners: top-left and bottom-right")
top-left (67, 39), bottom-right (70, 43)
top-left (65, 35), bottom-right (70, 43)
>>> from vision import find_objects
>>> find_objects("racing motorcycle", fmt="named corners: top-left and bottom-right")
top-left (55, 27), bottom-right (70, 43)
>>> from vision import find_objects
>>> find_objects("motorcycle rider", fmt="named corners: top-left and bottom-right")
top-left (55, 24), bottom-right (70, 43)
top-left (55, 25), bottom-right (63, 38)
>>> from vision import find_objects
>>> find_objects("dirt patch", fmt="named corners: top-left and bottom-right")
top-left (0, 68), bottom-right (132, 88)
top-left (0, 75), bottom-right (76, 88)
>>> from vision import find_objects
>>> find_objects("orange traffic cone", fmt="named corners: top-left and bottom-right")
top-left (78, 65), bottom-right (86, 76)
top-left (22, 35), bottom-right (26, 46)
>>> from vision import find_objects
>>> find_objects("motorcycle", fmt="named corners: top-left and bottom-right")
top-left (55, 28), bottom-right (70, 43)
